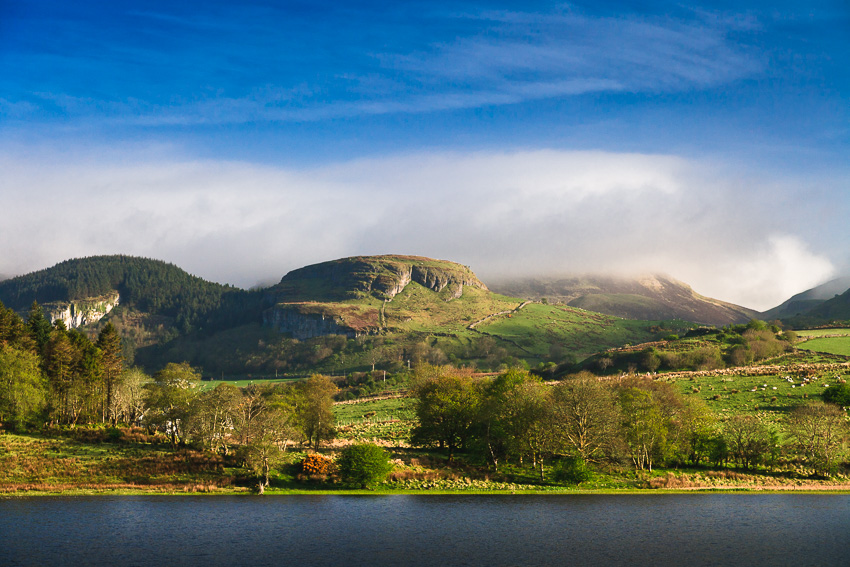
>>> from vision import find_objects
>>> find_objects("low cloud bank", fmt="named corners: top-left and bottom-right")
top-left (1, 149), bottom-right (840, 311)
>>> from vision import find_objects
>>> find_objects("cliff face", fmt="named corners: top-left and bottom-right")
top-left (44, 291), bottom-right (120, 329)
top-left (264, 255), bottom-right (488, 339)
top-left (263, 306), bottom-right (358, 340)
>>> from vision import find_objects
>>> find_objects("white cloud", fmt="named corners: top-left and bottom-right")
top-left (0, 148), bottom-right (840, 310)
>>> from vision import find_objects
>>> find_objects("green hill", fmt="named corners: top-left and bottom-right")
top-left (0, 256), bottom-right (262, 355)
top-left (1, 254), bottom-right (695, 376)
top-left (763, 276), bottom-right (850, 323)
top-left (488, 274), bottom-right (758, 326)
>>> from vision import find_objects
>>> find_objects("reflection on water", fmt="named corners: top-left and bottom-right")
top-left (1, 494), bottom-right (849, 566)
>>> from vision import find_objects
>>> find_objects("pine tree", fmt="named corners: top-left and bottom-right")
top-left (97, 322), bottom-right (123, 424)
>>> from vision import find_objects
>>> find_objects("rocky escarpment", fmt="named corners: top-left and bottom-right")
top-left (44, 291), bottom-right (120, 329)
top-left (271, 255), bottom-right (488, 303)
top-left (264, 255), bottom-right (488, 339)
top-left (263, 302), bottom-right (380, 340)
top-left (264, 306), bottom-right (357, 340)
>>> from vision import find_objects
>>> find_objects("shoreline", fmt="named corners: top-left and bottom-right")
top-left (4, 485), bottom-right (850, 498)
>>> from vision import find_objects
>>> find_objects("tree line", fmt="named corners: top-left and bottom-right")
top-left (409, 365), bottom-right (850, 479)
top-left (0, 255), bottom-right (263, 337)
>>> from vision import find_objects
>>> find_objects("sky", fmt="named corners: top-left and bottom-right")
top-left (1, 0), bottom-right (848, 310)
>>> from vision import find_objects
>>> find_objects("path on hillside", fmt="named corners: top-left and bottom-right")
top-left (468, 300), bottom-right (532, 330)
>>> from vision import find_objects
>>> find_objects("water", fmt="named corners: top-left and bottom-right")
top-left (1, 494), bottom-right (848, 566)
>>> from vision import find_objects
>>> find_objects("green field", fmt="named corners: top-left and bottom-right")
top-left (797, 336), bottom-right (850, 356)
top-left (796, 329), bottom-right (850, 337)
top-left (670, 371), bottom-right (846, 419)
top-left (477, 303), bottom-right (692, 359)
top-left (197, 377), bottom-right (302, 391)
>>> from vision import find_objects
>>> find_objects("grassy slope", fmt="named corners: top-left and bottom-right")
top-left (797, 337), bottom-right (850, 356)
top-left (476, 303), bottom-right (690, 359)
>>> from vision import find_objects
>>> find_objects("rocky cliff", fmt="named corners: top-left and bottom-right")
top-left (264, 255), bottom-right (488, 339)
top-left (43, 291), bottom-right (120, 329)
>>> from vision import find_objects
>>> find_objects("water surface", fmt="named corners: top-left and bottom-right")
top-left (1, 494), bottom-right (848, 566)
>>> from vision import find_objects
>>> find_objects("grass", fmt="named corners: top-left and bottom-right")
top-left (797, 336), bottom-right (850, 356)
top-left (334, 397), bottom-right (416, 444)
top-left (0, 429), bottom-right (239, 494)
top-left (668, 370), bottom-right (848, 420)
top-left (198, 377), bottom-right (300, 391)
top-left (796, 328), bottom-right (850, 337)
top-left (477, 303), bottom-right (692, 359)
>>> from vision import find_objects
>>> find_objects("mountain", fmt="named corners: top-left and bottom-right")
top-left (0, 255), bottom-right (261, 350)
top-left (0, 254), bottom-right (692, 376)
top-left (762, 276), bottom-right (850, 321)
top-left (487, 274), bottom-right (758, 326)
top-left (264, 255), bottom-right (489, 338)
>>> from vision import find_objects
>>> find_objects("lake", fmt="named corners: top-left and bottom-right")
top-left (1, 494), bottom-right (848, 566)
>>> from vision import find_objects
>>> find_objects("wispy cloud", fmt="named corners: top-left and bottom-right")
top-left (3, 5), bottom-right (761, 126)
top-left (1, 148), bottom-right (840, 310)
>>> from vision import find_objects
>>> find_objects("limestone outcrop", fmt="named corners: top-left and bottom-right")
top-left (44, 291), bottom-right (120, 329)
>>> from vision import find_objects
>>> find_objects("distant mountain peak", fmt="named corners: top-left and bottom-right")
top-left (488, 273), bottom-right (758, 326)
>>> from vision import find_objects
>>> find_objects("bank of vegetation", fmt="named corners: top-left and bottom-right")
top-left (2, 295), bottom-right (850, 495)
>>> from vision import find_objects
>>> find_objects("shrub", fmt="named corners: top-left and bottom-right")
top-left (336, 443), bottom-right (393, 489)
top-left (823, 383), bottom-right (850, 407)
top-left (552, 456), bottom-right (592, 485)
top-left (300, 453), bottom-right (334, 475)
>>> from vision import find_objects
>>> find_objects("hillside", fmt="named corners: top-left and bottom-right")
top-left (488, 274), bottom-right (758, 326)
top-left (763, 276), bottom-right (850, 321)
top-left (1, 254), bottom-right (695, 376)
top-left (0, 256), bottom-right (262, 352)
top-left (781, 288), bottom-right (850, 329)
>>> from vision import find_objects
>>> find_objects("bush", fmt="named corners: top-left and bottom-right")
top-left (823, 383), bottom-right (850, 407)
top-left (552, 456), bottom-right (592, 485)
top-left (300, 453), bottom-right (334, 475)
top-left (336, 443), bottom-right (393, 489)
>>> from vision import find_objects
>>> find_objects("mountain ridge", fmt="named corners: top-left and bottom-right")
top-left (487, 273), bottom-right (759, 326)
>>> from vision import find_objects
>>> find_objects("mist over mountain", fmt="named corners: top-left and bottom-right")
top-left (488, 274), bottom-right (759, 327)
top-left (762, 276), bottom-right (850, 320)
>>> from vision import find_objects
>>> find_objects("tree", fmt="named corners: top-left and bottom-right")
top-left (672, 397), bottom-right (718, 466)
top-left (27, 302), bottom-right (52, 353)
top-left (244, 404), bottom-right (298, 493)
top-left (725, 415), bottom-right (776, 470)
top-left (479, 369), bottom-right (554, 479)
top-left (97, 322), bottom-right (123, 424)
top-left (295, 374), bottom-right (336, 450)
top-left (336, 443), bottom-right (393, 489)
top-left (786, 402), bottom-right (848, 477)
top-left (410, 365), bottom-right (481, 461)
top-left (44, 327), bottom-right (81, 424)
top-left (551, 373), bottom-right (622, 463)
top-left (0, 345), bottom-right (46, 430)
top-left (112, 367), bottom-right (150, 425)
top-left (619, 387), bottom-right (669, 471)
top-left (144, 362), bottom-right (202, 447)
top-left (194, 383), bottom-right (241, 453)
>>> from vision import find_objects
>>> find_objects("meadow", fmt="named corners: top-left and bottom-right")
top-left (797, 337), bottom-right (850, 357)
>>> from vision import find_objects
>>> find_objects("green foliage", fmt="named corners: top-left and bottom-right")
top-left (0, 345), bottom-right (46, 430)
top-left (410, 366), bottom-right (482, 460)
top-left (294, 374), bottom-right (337, 450)
top-left (786, 402), bottom-right (848, 477)
top-left (143, 362), bottom-right (202, 447)
top-left (336, 443), bottom-right (393, 488)
top-left (0, 255), bottom-right (263, 339)
top-left (822, 383), bottom-right (850, 407)
top-left (551, 456), bottom-right (592, 485)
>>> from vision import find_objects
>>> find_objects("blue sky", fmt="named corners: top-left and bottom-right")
top-left (1, 0), bottom-right (848, 309)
